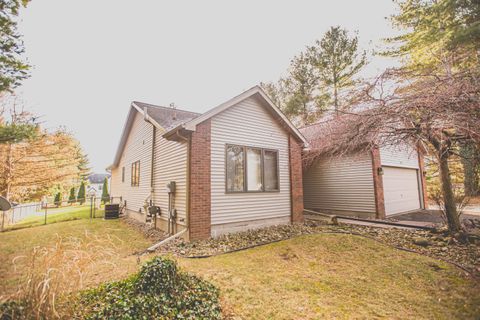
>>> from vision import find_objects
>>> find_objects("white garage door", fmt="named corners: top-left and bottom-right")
top-left (383, 167), bottom-right (421, 216)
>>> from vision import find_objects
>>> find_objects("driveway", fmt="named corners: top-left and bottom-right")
top-left (390, 209), bottom-right (480, 226)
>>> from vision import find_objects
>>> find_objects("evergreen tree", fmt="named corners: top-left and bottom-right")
top-left (77, 181), bottom-right (86, 204)
top-left (68, 187), bottom-right (76, 204)
top-left (101, 177), bottom-right (110, 204)
top-left (0, 0), bottom-right (31, 94)
top-left (386, 0), bottom-right (480, 197)
top-left (307, 26), bottom-right (367, 115)
top-left (54, 192), bottom-right (61, 207)
top-left (385, 0), bottom-right (480, 73)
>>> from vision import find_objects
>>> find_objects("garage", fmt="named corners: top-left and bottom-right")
top-left (383, 166), bottom-right (421, 216)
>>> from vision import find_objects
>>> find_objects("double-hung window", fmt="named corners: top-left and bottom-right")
top-left (131, 161), bottom-right (140, 187)
top-left (226, 144), bottom-right (279, 193)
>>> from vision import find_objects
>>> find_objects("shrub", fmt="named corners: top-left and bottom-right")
top-left (54, 192), bottom-right (62, 207)
top-left (78, 256), bottom-right (222, 319)
top-left (101, 177), bottom-right (110, 204)
top-left (77, 181), bottom-right (86, 204)
top-left (68, 187), bottom-right (76, 204)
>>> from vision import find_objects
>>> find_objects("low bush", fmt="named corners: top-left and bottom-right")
top-left (78, 256), bottom-right (222, 319)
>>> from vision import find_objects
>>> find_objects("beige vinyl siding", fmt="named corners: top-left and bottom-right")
top-left (110, 111), bottom-right (153, 215)
top-left (380, 144), bottom-right (419, 169)
top-left (210, 96), bottom-right (291, 227)
top-left (152, 130), bottom-right (188, 225)
top-left (303, 153), bottom-right (376, 213)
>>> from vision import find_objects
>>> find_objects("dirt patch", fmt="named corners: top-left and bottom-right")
top-left (120, 217), bottom-right (168, 242)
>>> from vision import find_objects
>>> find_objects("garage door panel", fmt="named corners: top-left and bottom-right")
top-left (383, 167), bottom-right (421, 215)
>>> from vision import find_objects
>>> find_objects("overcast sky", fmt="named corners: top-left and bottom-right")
top-left (15, 0), bottom-right (400, 173)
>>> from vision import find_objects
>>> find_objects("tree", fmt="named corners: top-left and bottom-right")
top-left (386, 0), bottom-right (480, 197)
top-left (307, 69), bottom-right (480, 233)
top-left (0, 126), bottom-right (90, 202)
top-left (68, 187), bottom-right (76, 204)
top-left (77, 181), bottom-right (86, 204)
top-left (385, 0), bottom-right (480, 73)
top-left (0, 95), bottom-right (37, 144)
top-left (54, 192), bottom-right (61, 207)
top-left (307, 26), bottom-right (367, 115)
top-left (101, 177), bottom-right (109, 204)
top-left (262, 53), bottom-right (328, 126)
top-left (0, 0), bottom-right (31, 94)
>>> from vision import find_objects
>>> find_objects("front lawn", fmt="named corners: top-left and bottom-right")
top-left (179, 233), bottom-right (480, 319)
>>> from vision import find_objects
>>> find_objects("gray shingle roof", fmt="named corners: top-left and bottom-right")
top-left (133, 101), bottom-right (201, 131)
top-left (88, 173), bottom-right (110, 184)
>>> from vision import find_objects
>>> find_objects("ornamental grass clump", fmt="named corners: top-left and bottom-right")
top-left (78, 256), bottom-right (222, 319)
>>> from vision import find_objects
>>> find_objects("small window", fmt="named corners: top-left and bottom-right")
top-left (246, 148), bottom-right (262, 191)
top-left (225, 144), bottom-right (279, 193)
top-left (264, 150), bottom-right (279, 191)
top-left (122, 167), bottom-right (125, 182)
top-left (131, 161), bottom-right (140, 187)
top-left (226, 145), bottom-right (244, 192)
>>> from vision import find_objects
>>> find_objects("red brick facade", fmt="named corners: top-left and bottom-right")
top-left (417, 147), bottom-right (428, 209)
top-left (188, 119), bottom-right (211, 240)
top-left (289, 135), bottom-right (304, 223)
top-left (371, 147), bottom-right (386, 219)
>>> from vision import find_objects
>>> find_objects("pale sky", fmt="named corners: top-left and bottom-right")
top-left (15, 0), bottom-right (400, 173)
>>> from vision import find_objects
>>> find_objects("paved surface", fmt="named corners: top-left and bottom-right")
top-left (390, 210), bottom-right (480, 225)
top-left (305, 214), bottom-right (421, 230)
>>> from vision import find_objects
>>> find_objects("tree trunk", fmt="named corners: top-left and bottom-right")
top-left (438, 150), bottom-right (462, 232)
top-left (460, 143), bottom-right (480, 196)
top-left (1, 143), bottom-right (13, 200)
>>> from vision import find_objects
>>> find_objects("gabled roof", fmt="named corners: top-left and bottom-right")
top-left (108, 86), bottom-right (308, 170)
top-left (164, 86), bottom-right (308, 145)
top-left (133, 101), bottom-right (200, 132)
top-left (88, 173), bottom-right (111, 184)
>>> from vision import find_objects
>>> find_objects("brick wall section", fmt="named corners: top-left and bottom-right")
top-left (371, 147), bottom-right (386, 219)
top-left (189, 119), bottom-right (211, 240)
top-left (417, 147), bottom-right (428, 209)
top-left (289, 135), bottom-right (304, 223)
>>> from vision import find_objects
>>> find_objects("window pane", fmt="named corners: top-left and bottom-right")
top-left (264, 151), bottom-right (279, 191)
top-left (247, 148), bottom-right (262, 191)
top-left (226, 145), bottom-right (244, 192)
top-left (136, 162), bottom-right (140, 185)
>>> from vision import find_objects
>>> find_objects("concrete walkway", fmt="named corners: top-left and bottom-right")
top-left (305, 213), bottom-right (425, 230)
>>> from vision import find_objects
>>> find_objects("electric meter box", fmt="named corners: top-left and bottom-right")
top-left (166, 181), bottom-right (176, 194)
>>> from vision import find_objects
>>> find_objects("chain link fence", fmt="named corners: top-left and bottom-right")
top-left (1, 196), bottom-right (123, 232)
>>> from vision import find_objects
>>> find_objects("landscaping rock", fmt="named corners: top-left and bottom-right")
top-left (413, 237), bottom-right (432, 247)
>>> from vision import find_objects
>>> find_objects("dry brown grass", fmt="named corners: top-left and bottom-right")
top-left (0, 219), bottom-right (154, 319)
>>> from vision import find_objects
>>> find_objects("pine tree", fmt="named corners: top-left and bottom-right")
top-left (307, 26), bottom-right (367, 115)
top-left (0, 0), bottom-right (31, 94)
top-left (68, 187), bottom-right (76, 204)
top-left (77, 181), bottom-right (86, 204)
top-left (101, 177), bottom-right (110, 204)
top-left (54, 192), bottom-right (62, 207)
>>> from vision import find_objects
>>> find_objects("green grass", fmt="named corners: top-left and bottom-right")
top-left (2, 217), bottom-right (479, 319)
top-left (5, 205), bottom-right (104, 231)
top-left (0, 218), bottom-right (153, 296)
top-left (179, 234), bottom-right (480, 320)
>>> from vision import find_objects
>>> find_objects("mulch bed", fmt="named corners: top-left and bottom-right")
top-left (157, 220), bottom-right (480, 278)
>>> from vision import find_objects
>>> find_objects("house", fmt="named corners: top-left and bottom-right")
top-left (108, 86), bottom-right (307, 240)
top-left (301, 120), bottom-right (428, 219)
top-left (87, 173), bottom-right (110, 198)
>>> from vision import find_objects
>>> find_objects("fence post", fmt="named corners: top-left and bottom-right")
top-left (44, 205), bottom-right (48, 225)
top-left (93, 197), bottom-right (96, 218)
top-left (1, 211), bottom-right (5, 232)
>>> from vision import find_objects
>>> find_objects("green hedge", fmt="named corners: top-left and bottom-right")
top-left (78, 256), bottom-right (222, 319)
